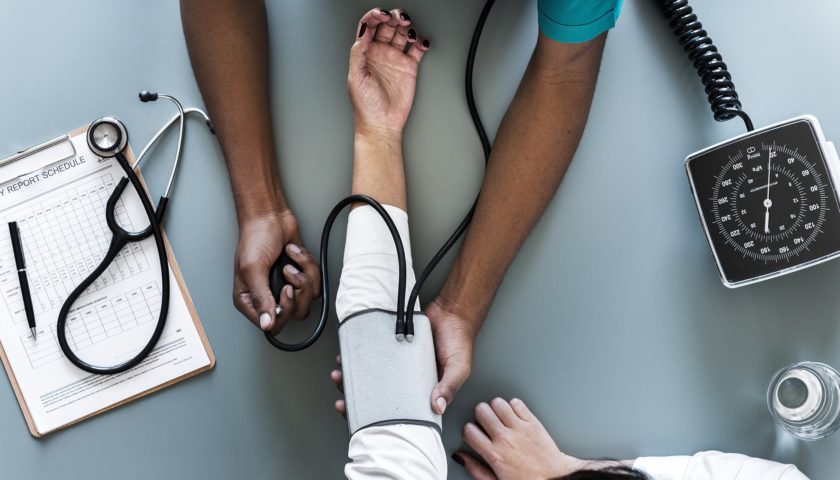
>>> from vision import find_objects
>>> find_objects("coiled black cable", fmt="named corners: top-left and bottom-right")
top-left (659, 0), bottom-right (754, 132)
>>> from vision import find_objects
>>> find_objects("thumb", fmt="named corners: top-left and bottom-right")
top-left (241, 263), bottom-right (278, 332)
top-left (250, 287), bottom-right (278, 332)
top-left (453, 452), bottom-right (498, 480)
top-left (431, 355), bottom-right (471, 415)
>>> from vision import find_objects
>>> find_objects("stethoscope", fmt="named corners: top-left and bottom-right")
top-left (56, 91), bottom-right (213, 374)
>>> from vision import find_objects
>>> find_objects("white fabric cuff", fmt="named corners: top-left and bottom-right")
top-left (343, 205), bottom-right (413, 267)
top-left (336, 205), bottom-right (419, 322)
top-left (634, 452), bottom-right (810, 480)
top-left (633, 456), bottom-right (691, 480)
top-left (347, 425), bottom-right (447, 479)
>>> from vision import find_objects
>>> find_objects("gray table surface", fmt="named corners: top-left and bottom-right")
top-left (1, 0), bottom-right (839, 478)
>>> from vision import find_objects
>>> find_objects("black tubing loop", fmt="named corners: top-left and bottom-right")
top-left (265, 194), bottom-right (408, 351)
top-left (104, 177), bottom-right (155, 241)
top-left (659, 0), bottom-right (754, 131)
top-left (266, 0), bottom-right (497, 351)
top-left (104, 178), bottom-right (129, 234)
top-left (405, 0), bottom-right (495, 333)
top-left (56, 234), bottom-right (128, 371)
top-left (57, 152), bottom-right (170, 374)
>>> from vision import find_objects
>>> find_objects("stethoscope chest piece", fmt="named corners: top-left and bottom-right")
top-left (88, 116), bottom-right (128, 158)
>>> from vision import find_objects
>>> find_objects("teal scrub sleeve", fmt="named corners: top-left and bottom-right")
top-left (538, 0), bottom-right (624, 44)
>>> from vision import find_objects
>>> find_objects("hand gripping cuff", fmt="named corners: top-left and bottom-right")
top-left (339, 309), bottom-right (442, 436)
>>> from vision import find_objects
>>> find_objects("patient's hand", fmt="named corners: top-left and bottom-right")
top-left (453, 398), bottom-right (632, 479)
top-left (348, 8), bottom-right (430, 139)
top-left (454, 398), bottom-right (582, 479)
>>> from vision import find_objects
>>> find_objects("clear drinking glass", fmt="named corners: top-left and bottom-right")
top-left (768, 361), bottom-right (840, 440)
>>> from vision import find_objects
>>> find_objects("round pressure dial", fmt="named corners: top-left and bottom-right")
top-left (712, 144), bottom-right (827, 262)
top-left (686, 117), bottom-right (840, 287)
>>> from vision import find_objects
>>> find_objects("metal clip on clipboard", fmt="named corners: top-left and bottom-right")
top-left (0, 135), bottom-right (77, 186)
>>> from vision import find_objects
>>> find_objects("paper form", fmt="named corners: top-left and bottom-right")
top-left (0, 132), bottom-right (211, 435)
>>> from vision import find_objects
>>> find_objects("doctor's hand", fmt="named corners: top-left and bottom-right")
top-left (425, 298), bottom-right (477, 416)
top-left (348, 7), bottom-right (431, 138)
top-left (233, 210), bottom-right (321, 335)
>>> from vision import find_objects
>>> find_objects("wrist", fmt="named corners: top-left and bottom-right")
top-left (436, 260), bottom-right (498, 331)
top-left (234, 192), bottom-right (289, 225)
top-left (576, 459), bottom-right (636, 472)
top-left (429, 294), bottom-right (483, 340)
top-left (354, 123), bottom-right (403, 147)
top-left (222, 147), bottom-right (288, 223)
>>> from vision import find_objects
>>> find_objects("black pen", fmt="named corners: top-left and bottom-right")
top-left (8, 222), bottom-right (36, 339)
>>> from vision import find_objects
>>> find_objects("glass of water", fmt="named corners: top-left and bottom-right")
top-left (768, 361), bottom-right (840, 440)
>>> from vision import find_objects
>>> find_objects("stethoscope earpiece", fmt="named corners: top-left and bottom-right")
top-left (138, 91), bottom-right (159, 103)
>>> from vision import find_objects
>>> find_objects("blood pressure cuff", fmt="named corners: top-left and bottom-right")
top-left (339, 309), bottom-right (441, 436)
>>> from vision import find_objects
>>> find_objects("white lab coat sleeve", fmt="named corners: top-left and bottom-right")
top-left (337, 205), bottom-right (446, 480)
top-left (346, 425), bottom-right (447, 479)
top-left (633, 451), bottom-right (809, 480)
top-left (336, 205), bottom-right (419, 321)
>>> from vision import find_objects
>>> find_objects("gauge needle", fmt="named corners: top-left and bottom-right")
top-left (764, 147), bottom-right (773, 233)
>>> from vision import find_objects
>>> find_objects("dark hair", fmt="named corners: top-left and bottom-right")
top-left (554, 466), bottom-right (650, 480)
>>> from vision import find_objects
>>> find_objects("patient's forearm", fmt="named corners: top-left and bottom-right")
top-left (352, 129), bottom-right (407, 210)
top-left (180, 0), bottom-right (285, 222)
top-left (437, 33), bottom-right (607, 331)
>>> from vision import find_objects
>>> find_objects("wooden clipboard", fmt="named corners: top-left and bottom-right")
top-left (0, 125), bottom-right (215, 437)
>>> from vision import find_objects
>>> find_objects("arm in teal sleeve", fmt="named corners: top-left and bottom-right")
top-left (538, 0), bottom-right (624, 43)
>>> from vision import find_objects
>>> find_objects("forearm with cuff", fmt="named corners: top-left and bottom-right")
top-left (337, 205), bottom-right (445, 480)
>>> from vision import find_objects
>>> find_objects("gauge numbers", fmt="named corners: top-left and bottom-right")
top-left (711, 143), bottom-right (827, 262)
top-left (686, 117), bottom-right (840, 287)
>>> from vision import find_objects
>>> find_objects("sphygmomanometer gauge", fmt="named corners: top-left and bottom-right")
top-left (687, 116), bottom-right (840, 287)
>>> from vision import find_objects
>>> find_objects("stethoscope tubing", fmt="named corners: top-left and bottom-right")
top-left (56, 151), bottom-right (171, 375)
top-left (56, 98), bottom-right (212, 374)
top-left (132, 108), bottom-right (212, 170)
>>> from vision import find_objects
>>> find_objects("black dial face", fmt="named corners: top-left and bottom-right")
top-left (687, 119), bottom-right (840, 285)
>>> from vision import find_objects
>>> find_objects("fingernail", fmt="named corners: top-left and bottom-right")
top-left (451, 453), bottom-right (464, 466)
top-left (407, 29), bottom-right (417, 41)
top-left (259, 313), bottom-right (272, 330)
top-left (400, 12), bottom-right (411, 22)
top-left (379, 9), bottom-right (390, 15)
top-left (288, 243), bottom-right (301, 255)
top-left (358, 21), bottom-right (367, 38)
top-left (284, 285), bottom-right (295, 299)
top-left (422, 39), bottom-right (430, 48)
top-left (436, 396), bottom-right (447, 414)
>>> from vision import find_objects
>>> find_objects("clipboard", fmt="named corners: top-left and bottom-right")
top-left (0, 125), bottom-right (215, 437)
